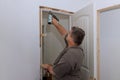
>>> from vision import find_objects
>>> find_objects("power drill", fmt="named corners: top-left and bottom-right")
top-left (48, 11), bottom-right (59, 24)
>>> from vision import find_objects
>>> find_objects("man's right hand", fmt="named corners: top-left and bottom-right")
top-left (52, 17), bottom-right (59, 25)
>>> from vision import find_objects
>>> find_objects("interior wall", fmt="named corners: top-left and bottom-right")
top-left (0, 0), bottom-right (40, 80)
top-left (100, 8), bottom-right (120, 80)
top-left (40, 0), bottom-right (93, 12)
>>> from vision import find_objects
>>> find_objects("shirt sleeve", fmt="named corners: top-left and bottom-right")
top-left (53, 53), bottom-right (71, 79)
top-left (64, 34), bottom-right (68, 47)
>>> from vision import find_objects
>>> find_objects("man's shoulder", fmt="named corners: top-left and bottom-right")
top-left (63, 47), bottom-right (83, 57)
top-left (62, 47), bottom-right (84, 65)
top-left (67, 46), bottom-right (83, 53)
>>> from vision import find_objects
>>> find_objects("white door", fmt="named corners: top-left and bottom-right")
top-left (71, 4), bottom-right (94, 77)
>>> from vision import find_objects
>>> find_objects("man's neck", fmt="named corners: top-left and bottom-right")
top-left (68, 43), bottom-right (77, 47)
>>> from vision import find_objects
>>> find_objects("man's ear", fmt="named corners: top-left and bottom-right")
top-left (69, 37), bottom-right (74, 43)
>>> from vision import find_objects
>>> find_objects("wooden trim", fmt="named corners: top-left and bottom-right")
top-left (39, 8), bottom-right (43, 80)
top-left (40, 9), bottom-right (43, 47)
top-left (69, 16), bottom-right (72, 30)
top-left (40, 6), bottom-right (74, 14)
top-left (97, 4), bottom-right (120, 80)
top-left (97, 11), bottom-right (100, 80)
top-left (97, 4), bottom-right (120, 12)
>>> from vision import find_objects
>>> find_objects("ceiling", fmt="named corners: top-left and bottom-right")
top-left (40, 0), bottom-right (93, 12)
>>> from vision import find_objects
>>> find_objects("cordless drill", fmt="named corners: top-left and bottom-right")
top-left (48, 11), bottom-right (59, 24)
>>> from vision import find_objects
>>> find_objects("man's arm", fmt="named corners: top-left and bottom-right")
top-left (52, 18), bottom-right (68, 36)
top-left (47, 65), bottom-right (55, 75)
top-left (41, 54), bottom-right (72, 78)
top-left (41, 64), bottom-right (55, 75)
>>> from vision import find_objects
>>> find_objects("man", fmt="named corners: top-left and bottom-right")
top-left (41, 17), bottom-right (85, 80)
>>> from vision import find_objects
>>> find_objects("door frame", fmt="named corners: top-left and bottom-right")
top-left (39, 6), bottom-right (73, 80)
top-left (97, 4), bottom-right (120, 80)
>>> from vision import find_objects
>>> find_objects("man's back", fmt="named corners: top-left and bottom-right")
top-left (53, 46), bottom-right (84, 80)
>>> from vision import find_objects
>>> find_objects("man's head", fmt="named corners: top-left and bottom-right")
top-left (66, 26), bottom-right (85, 46)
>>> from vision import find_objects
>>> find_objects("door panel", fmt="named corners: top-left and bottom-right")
top-left (72, 4), bottom-right (94, 76)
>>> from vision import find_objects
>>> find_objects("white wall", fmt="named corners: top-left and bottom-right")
top-left (0, 0), bottom-right (93, 80)
top-left (0, 0), bottom-right (40, 80)
top-left (93, 0), bottom-right (120, 79)
top-left (40, 0), bottom-right (93, 12)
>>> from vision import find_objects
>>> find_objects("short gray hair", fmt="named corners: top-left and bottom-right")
top-left (71, 26), bottom-right (85, 45)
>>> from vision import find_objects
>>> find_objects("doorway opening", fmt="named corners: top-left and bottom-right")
top-left (97, 4), bottom-right (120, 80)
top-left (39, 6), bottom-right (73, 80)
